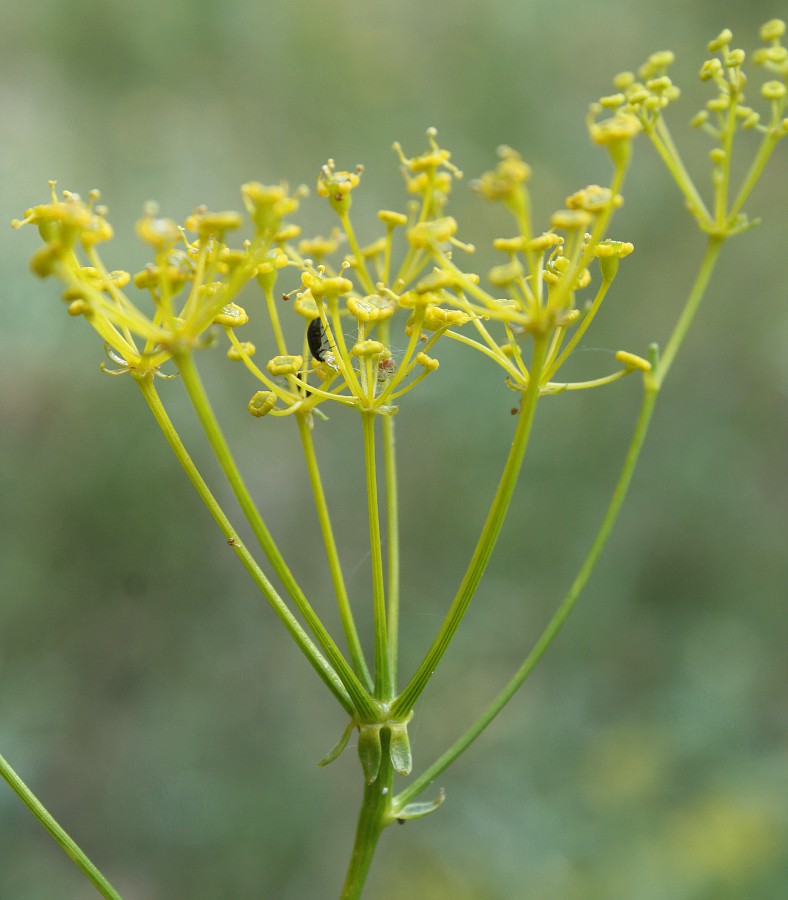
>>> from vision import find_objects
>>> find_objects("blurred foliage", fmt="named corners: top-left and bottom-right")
top-left (1, 0), bottom-right (787, 898)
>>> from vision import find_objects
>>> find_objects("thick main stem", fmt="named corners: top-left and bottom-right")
top-left (340, 732), bottom-right (394, 900)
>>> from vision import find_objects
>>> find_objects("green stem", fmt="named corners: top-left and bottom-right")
top-left (392, 335), bottom-right (549, 718)
top-left (340, 732), bottom-right (394, 900)
top-left (174, 351), bottom-right (377, 719)
top-left (653, 236), bottom-right (724, 386)
top-left (339, 212), bottom-right (377, 295)
top-left (650, 119), bottom-right (712, 225)
top-left (544, 275), bottom-right (614, 381)
top-left (728, 129), bottom-right (782, 223)
top-left (0, 752), bottom-right (123, 900)
top-left (135, 374), bottom-right (354, 713)
top-left (296, 412), bottom-right (373, 691)
top-left (382, 413), bottom-right (400, 691)
top-left (362, 411), bottom-right (391, 700)
top-left (394, 382), bottom-right (658, 809)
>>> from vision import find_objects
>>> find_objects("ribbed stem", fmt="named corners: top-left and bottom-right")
top-left (339, 732), bottom-right (394, 900)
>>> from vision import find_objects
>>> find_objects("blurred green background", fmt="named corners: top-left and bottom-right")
top-left (2, 0), bottom-right (787, 898)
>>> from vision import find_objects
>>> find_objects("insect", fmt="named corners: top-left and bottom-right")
top-left (307, 317), bottom-right (330, 362)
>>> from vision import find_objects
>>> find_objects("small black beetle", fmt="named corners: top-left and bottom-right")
top-left (307, 317), bottom-right (329, 362)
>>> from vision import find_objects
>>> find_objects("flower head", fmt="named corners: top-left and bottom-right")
top-left (14, 181), bottom-right (301, 378)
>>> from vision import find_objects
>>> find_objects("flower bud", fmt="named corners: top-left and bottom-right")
top-left (760, 19), bottom-right (786, 43)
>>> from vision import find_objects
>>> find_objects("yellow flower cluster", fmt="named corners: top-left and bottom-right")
top-left (15, 125), bottom-right (645, 417)
top-left (13, 181), bottom-right (301, 377)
